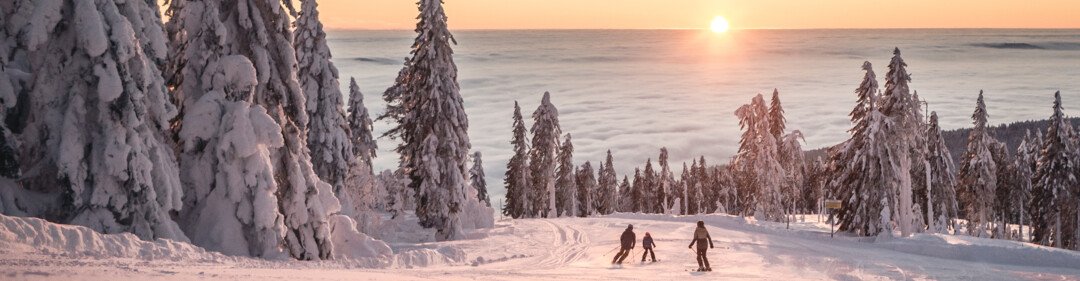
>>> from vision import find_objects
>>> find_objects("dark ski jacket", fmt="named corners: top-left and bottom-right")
top-left (620, 229), bottom-right (636, 249)
top-left (688, 226), bottom-right (713, 249)
top-left (642, 236), bottom-right (655, 249)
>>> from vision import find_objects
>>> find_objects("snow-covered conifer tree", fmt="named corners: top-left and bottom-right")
top-left (926, 112), bottom-right (960, 233)
top-left (680, 163), bottom-right (692, 215)
top-left (576, 161), bottom-right (596, 217)
top-left (957, 91), bottom-right (1000, 237)
top-left (768, 89), bottom-right (786, 140)
top-left (877, 48), bottom-right (920, 237)
top-left (295, 0), bottom-right (364, 219)
top-left (342, 77), bottom-right (378, 216)
top-left (832, 61), bottom-right (889, 236)
top-left (642, 159), bottom-right (657, 213)
top-left (618, 176), bottom-right (632, 212)
top-left (1031, 92), bottom-right (1078, 248)
top-left (346, 78), bottom-right (377, 169)
top-left (529, 92), bottom-right (561, 218)
top-left (555, 134), bottom-right (577, 217)
top-left (167, 0), bottom-right (340, 258)
top-left (658, 148), bottom-right (675, 214)
top-left (9, 0), bottom-right (185, 241)
top-left (594, 150), bottom-right (617, 214)
top-left (371, 0), bottom-right (475, 240)
top-left (1012, 130), bottom-right (1037, 240)
top-left (631, 168), bottom-right (643, 213)
top-left (733, 94), bottom-right (786, 221)
top-left (503, 101), bottom-right (530, 218)
top-left (470, 152), bottom-right (490, 207)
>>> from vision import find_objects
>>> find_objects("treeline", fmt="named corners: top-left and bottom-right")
top-left (502, 48), bottom-right (1080, 252)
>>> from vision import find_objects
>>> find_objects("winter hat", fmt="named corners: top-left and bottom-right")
top-left (627, 224), bottom-right (634, 230)
top-left (697, 221), bottom-right (705, 227)
top-left (645, 232), bottom-right (651, 236)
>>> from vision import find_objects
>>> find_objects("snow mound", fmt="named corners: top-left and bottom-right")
top-left (328, 214), bottom-right (393, 259)
top-left (0, 214), bottom-right (229, 261)
top-left (879, 233), bottom-right (1080, 269)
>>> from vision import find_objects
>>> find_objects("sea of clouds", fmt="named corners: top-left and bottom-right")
top-left (328, 29), bottom-right (1080, 208)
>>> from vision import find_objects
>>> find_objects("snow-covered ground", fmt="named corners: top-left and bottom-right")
top-left (2, 213), bottom-right (1079, 280)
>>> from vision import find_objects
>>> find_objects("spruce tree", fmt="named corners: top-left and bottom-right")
top-left (631, 168), bottom-right (643, 213)
top-left (926, 112), bottom-right (960, 233)
top-left (378, 0), bottom-right (472, 240)
top-left (555, 134), bottom-right (577, 217)
top-left (577, 161), bottom-right (596, 217)
top-left (470, 152), bottom-right (490, 207)
top-left (680, 163), bottom-right (692, 215)
top-left (295, 0), bottom-right (361, 217)
top-left (502, 102), bottom-right (530, 219)
top-left (1012, 130), bottom-right (1037, 240)
top-left (733, 94), bottom-right (786, 221)
top-left (346, 78), bottom-right (377, 170)
top-left (658, 148), bottom-right (674, 213)
top-left (768, 88), bottom-right (787, 140)
top-left (642, 159), bottom-right (657, 213)
top-left (618, 176), bottom-right (632, 212)
top-left (1031, 91), bottom-right (1078, 248)
top-left (957, 91), bottom-right (1000, 237)
top-left (529, 92), bottom-right (561, 218)
top-left (12, 0), bottom-right (185, 242)
top-left (594, 150), bottom-right (618, 214)
top-left (877, 48), bottom-right (920, 237)
top-left (832, 61), bottom-right (888, 236)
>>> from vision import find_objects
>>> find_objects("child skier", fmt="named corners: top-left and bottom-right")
top-left (688, 221), bottom-right (714, 271)
top-left (641, 232), bottom-right (657, 262)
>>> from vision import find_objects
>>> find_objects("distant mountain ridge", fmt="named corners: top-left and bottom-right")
top-left (805, 117), bottom-right (1080, 164)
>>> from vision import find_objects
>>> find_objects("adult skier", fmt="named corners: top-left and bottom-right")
top-left (612, 224), bottom-right (636, 264)
top-left (688, 221), bottom-right (714, 271)
top-left (641, 232), bottom-right (657, 262)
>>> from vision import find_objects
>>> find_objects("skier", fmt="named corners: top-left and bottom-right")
top-left (612, 224), bottom-right (636, 264)
top-left (641, 232), bottom-right (657, 262)
top-left (688, 221), bottom-right (714, 272)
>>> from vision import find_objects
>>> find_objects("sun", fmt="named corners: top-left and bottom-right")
top-left (710, 16), bottom-right (730, 33)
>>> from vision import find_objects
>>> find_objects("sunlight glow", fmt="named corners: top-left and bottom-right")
top-left (710, 16), bottom-right (730, 33)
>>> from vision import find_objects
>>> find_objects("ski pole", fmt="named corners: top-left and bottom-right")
top-left (603, 245), bottom-right (619, 256)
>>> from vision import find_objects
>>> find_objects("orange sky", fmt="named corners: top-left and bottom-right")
top-left (313, 0), bottom-right (1080, 30)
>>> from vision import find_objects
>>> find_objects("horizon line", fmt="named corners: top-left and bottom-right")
top-left (326, 27), bottom-right (1080, 32)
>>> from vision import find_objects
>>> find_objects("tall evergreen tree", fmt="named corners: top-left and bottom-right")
top-left (594, 150), bottom-right (618, 214)
top-left (555, 134), bottom-right (577, 217)
top-left (957, 91), bottom-right (1000, 237)
top-left (642, 159), bottom-right (657, 213)
top-left (618, 176), bottom-right (632, 212)
top-left (295, 0), bottom-right (360, 217)
top-left (167, 0), bottom-right (340, 258)
top-left (346, 78), bottom-right (377, 170)
top-left (470, 152), bottom-right (490, 207)
top-left (768, 88), bottom-right (786, 140)
top-left (377, 0), bottom-right (472, 240)
top-left (680, 162), bottom-right (692, 215)
top-left (1012, 130), bottom-right (1037, 240)
top-left (877, 48), bottom-right (920, 237)
top-left (631, 168), bottom-right (643, 213)
top-left (1031, 91), bottom-right (1078, 249)
top-left (658, 148), bottom-right (675, 213)
top-left (733, 94), bottom-right (786, 221)
top-left (529, 92), bottom-right (561, 218)
top-left (926, 112), bottom-right (960, 233)
top-left (832, 61), bottom-right (889, 236)
top-left (577, 161), bottom-right (597, 217)
top-left (11, 0), bottom-right (185, 242)
top-left (502, 102), bottom-right (530, 219)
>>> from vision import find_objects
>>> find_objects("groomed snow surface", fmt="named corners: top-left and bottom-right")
top-left (2, 213), bottom-right (1079, 280)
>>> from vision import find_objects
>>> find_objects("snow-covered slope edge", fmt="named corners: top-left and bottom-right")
top-left (0, 214), bottom-right (232, 261)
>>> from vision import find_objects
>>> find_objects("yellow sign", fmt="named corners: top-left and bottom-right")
top-left (825, 200), bottom-right (842, 209)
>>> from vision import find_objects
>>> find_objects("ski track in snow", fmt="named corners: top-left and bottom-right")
top-left (2, 213), bottom-right (1080, 280)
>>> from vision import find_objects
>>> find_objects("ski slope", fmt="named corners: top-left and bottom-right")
top-left (2, 213), bottom-right (1079, 280)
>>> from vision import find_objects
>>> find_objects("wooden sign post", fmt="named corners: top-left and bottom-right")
top-left (824, 199), bottom-right (842, 238)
